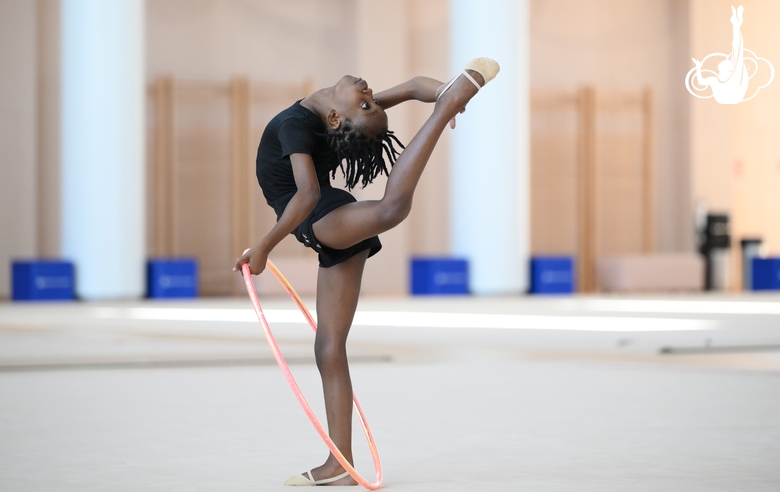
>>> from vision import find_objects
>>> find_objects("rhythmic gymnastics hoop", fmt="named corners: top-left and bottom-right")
top-left (241, 261), bottom-right (382, 490)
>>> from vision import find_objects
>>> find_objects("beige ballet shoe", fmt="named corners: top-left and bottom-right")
top-left (284, 470), bottom-right (350, 486)
top-left (437, 57), bottom-right (500, 100)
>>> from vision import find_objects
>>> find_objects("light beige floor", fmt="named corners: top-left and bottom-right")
top-left (1, 294), bottom-right (779, 491)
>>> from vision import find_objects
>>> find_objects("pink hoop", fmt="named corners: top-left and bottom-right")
top-left (241, 261), bottom-right (382, 489)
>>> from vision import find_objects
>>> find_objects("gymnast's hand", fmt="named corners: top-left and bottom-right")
top-left (233, 244), bottom-right (269, 275)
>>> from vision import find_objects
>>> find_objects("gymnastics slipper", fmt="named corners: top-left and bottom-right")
top-left (437, 57), bottom-right (500, 101)
top-left (284, 470), bottom-right (350, 486)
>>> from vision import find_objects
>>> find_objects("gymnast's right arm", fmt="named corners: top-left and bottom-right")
top-left (234, 153), bottom-right (320, 275)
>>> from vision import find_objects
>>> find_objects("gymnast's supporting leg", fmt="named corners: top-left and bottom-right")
top-left (311, 69), bottom-right (486, 249)
top-left (308, 249), bottom-right (370, 486)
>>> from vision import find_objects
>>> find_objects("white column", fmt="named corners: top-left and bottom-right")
top-left (61, 0), bottom-right (146, 299)
top-left (449, 0), bottom-right (530, 294)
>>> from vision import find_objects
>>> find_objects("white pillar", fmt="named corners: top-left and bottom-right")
top-left (449, 0), bottom-right (530, 295)
top-left (61, 0), bottom-right (146, 299)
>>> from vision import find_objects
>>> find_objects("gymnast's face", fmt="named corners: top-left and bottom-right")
top-left (329, 75), bottom-right (388, 136)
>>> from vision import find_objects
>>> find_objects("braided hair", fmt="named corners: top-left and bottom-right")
top-left (324, 118), bottom-right (405, 190)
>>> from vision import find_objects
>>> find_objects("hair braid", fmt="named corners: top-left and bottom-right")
top-left (323, 119), bottom-right (405, 190)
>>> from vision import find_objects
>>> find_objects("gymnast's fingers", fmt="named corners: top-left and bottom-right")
top-left (450, 106), bottom-right (467, 128)
top-left (233, 248), bottom-right (252, 274)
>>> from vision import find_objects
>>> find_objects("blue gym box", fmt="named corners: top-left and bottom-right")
top-left (411, 257), bottom-right (469, 295)
top-left (147, 258), bottom-right (198, 298)
top-left (530, 256), bottom-right (575, 294)
top-left (750, 258), bottom-right (780, 290)
top-left (12, 260), bottom-right (75, 301)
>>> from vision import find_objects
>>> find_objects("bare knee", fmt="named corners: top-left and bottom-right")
top-left (377, 199), bottom-right (411, 229)
top-left (314, 335), bottom-right (347, 372)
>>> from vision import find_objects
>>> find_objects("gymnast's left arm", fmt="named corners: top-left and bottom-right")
top-left (375, 76), bottom-right (462, 128)
top-left (374, 76), bottom-right (445, 109)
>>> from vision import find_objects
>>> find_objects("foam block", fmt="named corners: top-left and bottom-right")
top-left (147, 258), bottom-right (198, 298)
top-left (12, 260), bottom-right (75, 301)
top-left (530, 256), bottom-right (575, 294)
top-left (751, 258), bottom-right (780, 290)
top-left (411, 258), bottom-right (469, 295)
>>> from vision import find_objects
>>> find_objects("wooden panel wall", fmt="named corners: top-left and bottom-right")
top-left (149, 80), bottom-right (655, 296)
top-left (530, 86), bottom-right (655, 292)
top-left (148, 77), bottom-right (315, 296)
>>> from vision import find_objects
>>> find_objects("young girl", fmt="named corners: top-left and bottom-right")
top-left (234, 58), bottom-right (499, 486)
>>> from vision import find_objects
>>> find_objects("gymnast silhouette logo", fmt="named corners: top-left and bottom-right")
top-left (685, 5), bottom-right (774, 104)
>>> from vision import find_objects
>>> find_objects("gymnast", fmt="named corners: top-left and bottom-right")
top-left (234, 57), bottom-right (499, 486)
